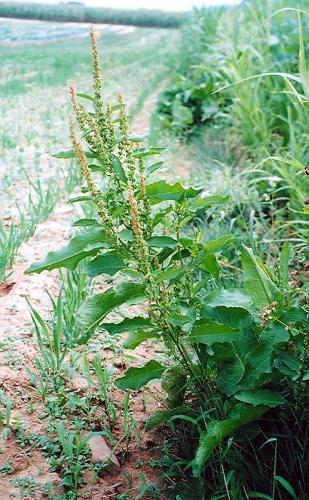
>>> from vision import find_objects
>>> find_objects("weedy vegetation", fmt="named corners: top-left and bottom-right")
top-left (0, 1), bottom-right (308, 498)
top-left (23, 22), bottom-right (308, 499)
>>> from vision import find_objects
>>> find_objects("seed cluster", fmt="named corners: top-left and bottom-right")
top-left (69, 28), bottom-right (150, 266)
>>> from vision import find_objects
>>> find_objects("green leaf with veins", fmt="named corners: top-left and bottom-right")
top-left (100, 316), bottom-right (153, 335)
top-left (123, 330), bottom-right (159, 349)
top-left (217, 354), bottom-right (245, 396)
top-left (73, 218), bottom-right (101, 227)
top-left (190, 195), bottom-right (229, 211)
top-left (145, 406), bottom-right (191, 431)
top-left (86, 251), bottom-right (126, 277)
top-left (147, 236), bottom-right (178, 248)
top-left (26, 230), bottom-right (110, 274)
top-left (191, 404), bottom-right (267, 477)
top-left (76, 283), bottom-right (146, 341)
top-left (205, 289), bottom-right (252, 310)
top-left (190, 321), bottom-right (240, 345)
top-left (146, 180), bottom-right (202, 204)
top-left (234, 389), bottom-right (287, 408)
top-left (202, 235), bottom-right (234, 254)
top-left (241, 245), bottom-right (279, 309)
top-left (115, 360), bottom-right (166, 390)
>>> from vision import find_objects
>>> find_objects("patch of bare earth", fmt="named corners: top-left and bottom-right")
top-left (0, 89), bottom-right (169, 499)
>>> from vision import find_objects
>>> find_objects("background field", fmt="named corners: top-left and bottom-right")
top-left (0, 2), bottom-right (186, 27)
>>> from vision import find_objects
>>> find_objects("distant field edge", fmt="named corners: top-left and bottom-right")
top-left (0, 2), bottom-right (187, 28)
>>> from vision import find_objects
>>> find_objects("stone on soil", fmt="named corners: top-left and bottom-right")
top-left (87, 434), bottom-right (120, 467)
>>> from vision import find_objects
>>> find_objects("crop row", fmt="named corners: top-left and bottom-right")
top-left (0, 1), bottom-right (186, 28)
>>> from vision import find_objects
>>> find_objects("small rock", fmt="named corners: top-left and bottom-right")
top-left (70, 375), bottom-right (89, 391)
top-left (87, 434), bottom-right (120, 467)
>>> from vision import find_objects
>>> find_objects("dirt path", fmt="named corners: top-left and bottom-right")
top-left (0, 88), bottom-right (168, 499)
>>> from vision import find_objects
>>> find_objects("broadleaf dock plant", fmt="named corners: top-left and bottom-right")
top-left (27, 29), bottom-right (308, 482)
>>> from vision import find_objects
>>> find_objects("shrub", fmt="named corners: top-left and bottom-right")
top-left (27, 29), bottom-right (308, 497)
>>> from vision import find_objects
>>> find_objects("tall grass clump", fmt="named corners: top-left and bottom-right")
top-left (26, 28), bottom-right (308, 499)
top-left (157, 0), bottom-right (308, 271)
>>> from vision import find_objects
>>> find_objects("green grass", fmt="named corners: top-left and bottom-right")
top-left (0, 2), bottom-right (186, 28)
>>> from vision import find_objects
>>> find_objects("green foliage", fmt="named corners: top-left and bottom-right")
top-left (156, 7), bottom-right (227, 134)
top-left (0, 2), bottom-right (185, 28)
top-left (115, 360), bottom-right (166, 391)
top-left (26, 26), bottom-right (308, 498)
top-left (157, 2), bottom-right (309, 253)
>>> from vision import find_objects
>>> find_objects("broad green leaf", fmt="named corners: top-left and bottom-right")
top-left (146, 180), bottom-right (202, 204)
top-left (302, 371), bottom-right (309, 381)
top-left (123, 330), bottom-right (159, 349)
top-left (198, 253), bottom-right (221, 279)
top-left (112, 155), bottom-right (127, 183)
top-left (145, 405), bottom-right (191, 431)
top-left (261, 321), bottom-right (289, 344)
top-left (206, 289), bottom-right (252, 310)
top-left (279, 242), bottom-right (293, 287)
top-left (152, 207), bottom-right (172, 227)
top-left (115, 360), bottom-right (165, 390)
top-left (277, 349), bottom-right (300, 374)
top-left (191, 404), bottom-right (267, 477)
top-left (68, 195), bottom-right (94, 205)
top-left (76, 92), bottom-right (94, 101)
top-left (241, 246), bottom-right (279, 309)
top-left (121, 268), bottom-right (144, 281)
top-left (26, 230), bottom-right (109, 274)
top-left (85, 252), bottom-right (126, 277)
top-left (72, 218), bottom-right (100, 227)
top-left (111, 102), bottom-right (125, 112)
top-left (119, 228), bottom-right (134, 242)
top-left (132, 147), bottom-right (164, 159)
top-left (203, 235), bottom-right (234, 255)
top-left (275, 476), bottom-right (298, 500)
top-left (190, 195), bottom-right (229, 211)
top-left (53, 149), bottom-right (76, 159)
top-left (155, 267), bottom-right (185, 283)
top-left (161, 366), bottom-right (187, 408)
top-left (280, 306), bottom-right (308, 325)
top-left (76, 283), bottom-right (146, 340)
top-left (240, 343), bottom-right (274, 388)
top-left (217, 354), bottom-right (245, 396)
top-left (147, 236), bottom-right (178, 248)
top-left (101, 316), bottom-right (153, 335)
top-left (172, 100), bottom-right (193, 127)
top-left (146, 161), bottom-right (164, 176)
top-left (129, 135), bottom-right (146, 143)
top-left (53, 149), bottom-right (97, 159)
top-left (234, 390), bottom-right (287, 408)
top-left (190, 321), bottom-right (239, 345)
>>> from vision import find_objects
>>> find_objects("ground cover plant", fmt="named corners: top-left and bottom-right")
top-left (25, 28), bottom-right (309, 499)
top-left (0, 2), bottom-right (185, 28)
